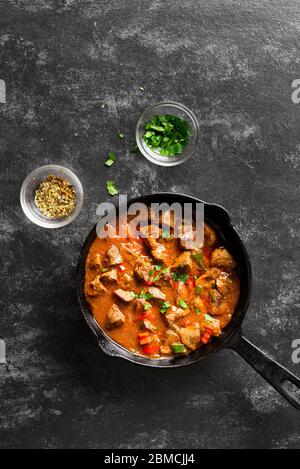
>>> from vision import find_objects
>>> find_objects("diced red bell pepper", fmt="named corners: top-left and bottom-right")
top-left (138, 331), bottom-right (150, 345)
top-left (117, 264), bottom-right (126, 273)
top-left (139, 336), bottom-right (152, 346)
top-left (203, 247), bottom-right (212, 262)
top-left (141, 343), bottom-right (160, 355)
top-left (138, 331), bottom-right (149, 339)
top-left (182, 318), bottom-right (192, 327)
top-left (145, 280), bottom-right (154, 286)
top-left (201, 327), bottom-right (213, 344)
top-left (186, 277), bottom-right (195, 289)
top-left (139, 311), bottom-right (150, 320)
top-left (204, 296), bottom-right (211, 308)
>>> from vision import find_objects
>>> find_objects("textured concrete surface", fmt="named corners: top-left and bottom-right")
top-left (0, 0), bottom-right (300, 449)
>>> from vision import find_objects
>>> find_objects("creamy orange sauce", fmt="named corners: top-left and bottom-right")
top-left (84, 218), bottom-right (240, 358)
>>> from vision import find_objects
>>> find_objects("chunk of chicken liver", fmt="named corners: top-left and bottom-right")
top-left (165, 306), bottom-right (189, 326)
top-left (89, 253), bottom-right (102, 270)
top-left (215, 271), bottom-right (231, 296)
top-left (196, 268), bottom-right (224, 290)
top-left (160, 345), bottom-right (172, 355)
top-left (89, 276), bottom-right (108, 296)
top-left (204, 223), bottom-right (217, 247)
top-left (100, 269), bottom-right (118, 283)
top-left (179, 223), bottom-right (203, 250)
top-left (134, 257), bottom-right (152, 283)
top-left (211, 248), bottom-right (237, 272)
top-left (140, 224), bottom-right (161, 239)
top-left (151, 243), bottom-right (166, 262)
top-left (160, 329), bottom-right (181, 355)
top-left (119, 272), bottom-right (134, 290)
top-left (135, 298), bottom-right (148, 313)
top-left (114, 289), bottom-right (134, 302)
top-left (178, 324), bottom-right (200, 351)
top-left (172, 251), bottom-right (193, 273)
top-left (176, 281), bottom-right (188, 304)
top-left (165, 329), bottom-right (180, 345)
top-left (107, 304), bottom-right (125, 329)
top-left (106, 244), bottom-right (123, 265)
top-left (140, 225), bottom-right (166, 262)
top-left (147, 287), bottom-right (166, 301)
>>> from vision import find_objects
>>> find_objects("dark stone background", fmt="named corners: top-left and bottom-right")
top-left (0, 0), bottom-right (299, 449)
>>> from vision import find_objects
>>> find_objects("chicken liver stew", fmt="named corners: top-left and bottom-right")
top-left (84, 211), bottom-right (240, 358)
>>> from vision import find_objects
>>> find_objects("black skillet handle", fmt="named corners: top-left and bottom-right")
top-left (228, 330), bottom-right (300, 410)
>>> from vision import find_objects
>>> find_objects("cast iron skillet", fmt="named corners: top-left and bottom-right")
top-left (77, 193), bottom-right (300, 410)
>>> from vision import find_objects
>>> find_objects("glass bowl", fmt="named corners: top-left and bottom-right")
top-left (135, 101), bottom-right (199, 166)
top-left (20, 165), bottom-right (84, 228)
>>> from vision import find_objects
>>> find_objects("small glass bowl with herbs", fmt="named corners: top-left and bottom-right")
top-left (135, 101), bottom-right (199, 166)
top-left (20, 165), bottom-right (84, 228)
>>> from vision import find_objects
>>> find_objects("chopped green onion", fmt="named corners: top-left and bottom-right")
top-left (154, 264), bottom-right (163, 271)
top-left (160, 301), bottom-right (171, 314)
top-left (204, 313), bottom-right (214, 322)
top-left (149, 269), bottom-right (154, 277)
top-left (195, 308), bottom-right (201, 315)
top-left (118, 132), bottom-right (125, 139)
top-left (143, 320), bottom-right (157, 331)
top-left (178, 299), bottom-right (188, 309)
top-left (106, 180), bottom-right (119, 196)
top-left (143, 302), bottom-right (152, 311)
top-left (195, 285), bottom-right (203, 295)
top-left (171, 343), bottom-right (187, 354)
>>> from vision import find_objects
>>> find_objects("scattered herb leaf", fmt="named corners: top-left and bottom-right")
top-left (152, 266), bottom-right (170, 283)
top-left (192, 252), bottom-right (207, 271)
top-left (105, 151), bottom-right (116, 167)
top-left (106, 180), bottom-right (119, 196)
top-left (137, 290), bottom-right (154, 301)
top-left (171, 271), bottom-right (189, 283)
